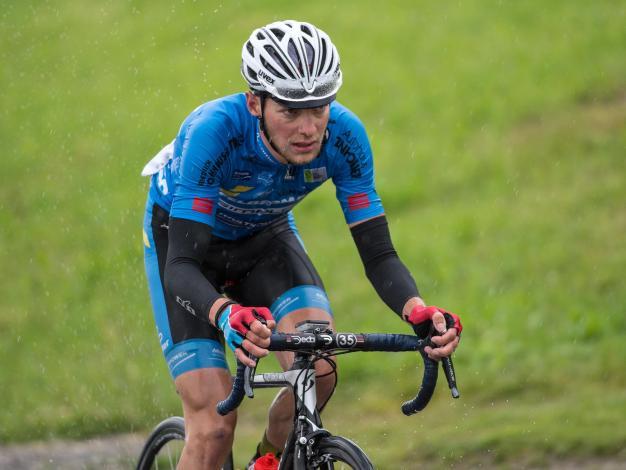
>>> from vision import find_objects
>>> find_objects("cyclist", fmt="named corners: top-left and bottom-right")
top-left (142, 20), bottom-right (462, 470)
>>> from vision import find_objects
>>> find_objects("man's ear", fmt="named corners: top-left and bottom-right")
top-left (245, 91), bottom-right (261, 117)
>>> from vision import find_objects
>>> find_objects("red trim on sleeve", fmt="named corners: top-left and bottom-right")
top-left (192, 198), bottom-right (214, 215)
top-left (348, 193), bottom-right (370, 211)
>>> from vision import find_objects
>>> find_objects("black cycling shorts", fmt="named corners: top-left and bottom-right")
top-left (143, 197), bottom-right (331, 377)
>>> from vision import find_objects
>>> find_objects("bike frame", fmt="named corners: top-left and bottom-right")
top-left (247, 351), bottom-right (328, 469)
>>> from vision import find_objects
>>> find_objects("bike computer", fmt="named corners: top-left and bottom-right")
top-left (295, 319), bottom-right (331, 334)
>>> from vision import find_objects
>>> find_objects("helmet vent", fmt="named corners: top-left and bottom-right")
top-left (263, 45), bottom-right (290, 79)
top-left (287, 40), bottom-right (303, 76)
top-left (260, 55), bottom-right (287, 80)
top-left (246, 66), bottom-right (258, 82)
top-left (270, 28), bottom-right (285, 41)
top-left (303, 39), bottom-right (314, 74)
top-left (325, 49), bottom-right (335, 74)
top-left (301, 24), bottom-right (312, 35)
top-left (319, 40), bottom-right (327, 72)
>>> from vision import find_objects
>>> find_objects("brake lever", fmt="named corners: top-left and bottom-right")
top-left (243, 311), bottom-right (269, 398)
top-left (439, 314), bottom-right (461, 399)
top-left (244, 353), bottom-right (257, 398)
top-left (427, 321), bottom-right (460, 399)
top-left (442, 356), bottom-right (460, 398)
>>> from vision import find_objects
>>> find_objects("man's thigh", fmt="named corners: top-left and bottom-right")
top-left (226, 223), bottom-right (336, 372)
top-left (175, 368), bottom-right (237, 450)
top-left (226, 221), bottom-right (331, 318)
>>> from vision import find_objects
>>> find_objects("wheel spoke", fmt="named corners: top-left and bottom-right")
top-left (167, 443), bottom-right (174, 469)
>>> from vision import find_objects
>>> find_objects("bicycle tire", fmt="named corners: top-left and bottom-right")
top-left (280, 435), bottom-right (373, 470)
top-left (315, 436), bottom-right (373, 470)
top-left (136, 416), bottom-right (234, 470)
top-left (136, 416), bottom-right (185, 470)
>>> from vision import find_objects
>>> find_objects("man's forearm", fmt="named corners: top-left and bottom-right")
top-left (350, 215), bottom-right (422, 317)
top-left (164, 217), bottom-right (228, 323)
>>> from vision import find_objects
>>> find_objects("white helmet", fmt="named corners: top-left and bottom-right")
top-left (241, 20), bottom-right (343, 108)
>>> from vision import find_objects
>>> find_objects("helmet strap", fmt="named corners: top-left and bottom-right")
top-left (258, 94), bottom-right (285, 157)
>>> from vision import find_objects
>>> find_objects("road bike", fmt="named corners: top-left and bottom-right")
top-left (136, 319), bottom-right (459, 469)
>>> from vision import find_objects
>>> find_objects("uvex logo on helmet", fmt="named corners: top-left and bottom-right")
top-left (258, 69), bottom-right (275, 85)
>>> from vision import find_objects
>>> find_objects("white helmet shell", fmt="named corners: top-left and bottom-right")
top-left (241, 20), bottom-right (343, 108)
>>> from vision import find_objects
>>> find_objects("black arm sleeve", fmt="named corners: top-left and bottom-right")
top-left (350, 215), bottom-right (420, 317)
top-left (164, 217), bottom-right (223, 323)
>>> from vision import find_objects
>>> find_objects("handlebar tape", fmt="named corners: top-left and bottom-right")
top-left (216, 361), bottom-right (246, 416)
top-left (401, 350), bottom-right (439, 415)
top-left (359, 333), bottom-right (422, 351)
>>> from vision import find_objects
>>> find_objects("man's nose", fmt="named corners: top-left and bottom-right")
top-left (298, 113), bottom-right (317, 135)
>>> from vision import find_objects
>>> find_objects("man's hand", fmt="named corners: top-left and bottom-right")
top-left (215, 304), bottom-right (276, 367)
top-left (405, 305), bottom-right (462, 361)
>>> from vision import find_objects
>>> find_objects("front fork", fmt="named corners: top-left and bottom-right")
top-left (289, 426), bottom-right (331, 470)
top-left (283, 356), bottom-right (330, 469)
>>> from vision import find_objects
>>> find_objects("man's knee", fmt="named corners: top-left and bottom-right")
top-left (183, 404), bottom-right (236, 465)
top-left (175, 367), bottom-right (232, 410)
top-left (187, 421), bottom-right (235, 448)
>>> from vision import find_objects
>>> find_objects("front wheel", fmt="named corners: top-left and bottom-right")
top-left (313, 435), bottom-right (373, 469)
top-left (136, 416), bottom-right (185, 470)
top-left (136, 416), bottom-right (233, 470)
top-left (280, 434), bottom-right (373, 470)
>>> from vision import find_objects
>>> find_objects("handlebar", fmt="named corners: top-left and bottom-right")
top-left (216, 361), bottom-right (248, 416)
top-left (217, 330), bottom-right (459, 416)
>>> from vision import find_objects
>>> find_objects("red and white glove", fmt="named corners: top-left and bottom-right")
top-left (215, 303), bottom-right (275, 353)
top-left (405, 305), bottom-right (463, 339)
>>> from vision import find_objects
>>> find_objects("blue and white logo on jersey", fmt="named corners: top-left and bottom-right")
top-left (233, 170), bottom-right (252, 181)
top-left (257, 172), bottom-right (274, 185)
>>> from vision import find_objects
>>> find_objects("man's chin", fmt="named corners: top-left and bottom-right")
top-left (285, 147), bottom-right (321, 165)
top-left (285, 152), bottom-right (319, 165)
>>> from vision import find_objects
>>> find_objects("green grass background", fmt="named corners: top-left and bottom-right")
top-left (1, 0), bottom-right (625, 467)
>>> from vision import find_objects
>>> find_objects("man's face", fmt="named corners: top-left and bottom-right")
top-left (246, 93), bottom-right (330, 165)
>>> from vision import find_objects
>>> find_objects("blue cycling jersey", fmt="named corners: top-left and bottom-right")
top-left (147, 93), bottom-right (384, 240)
